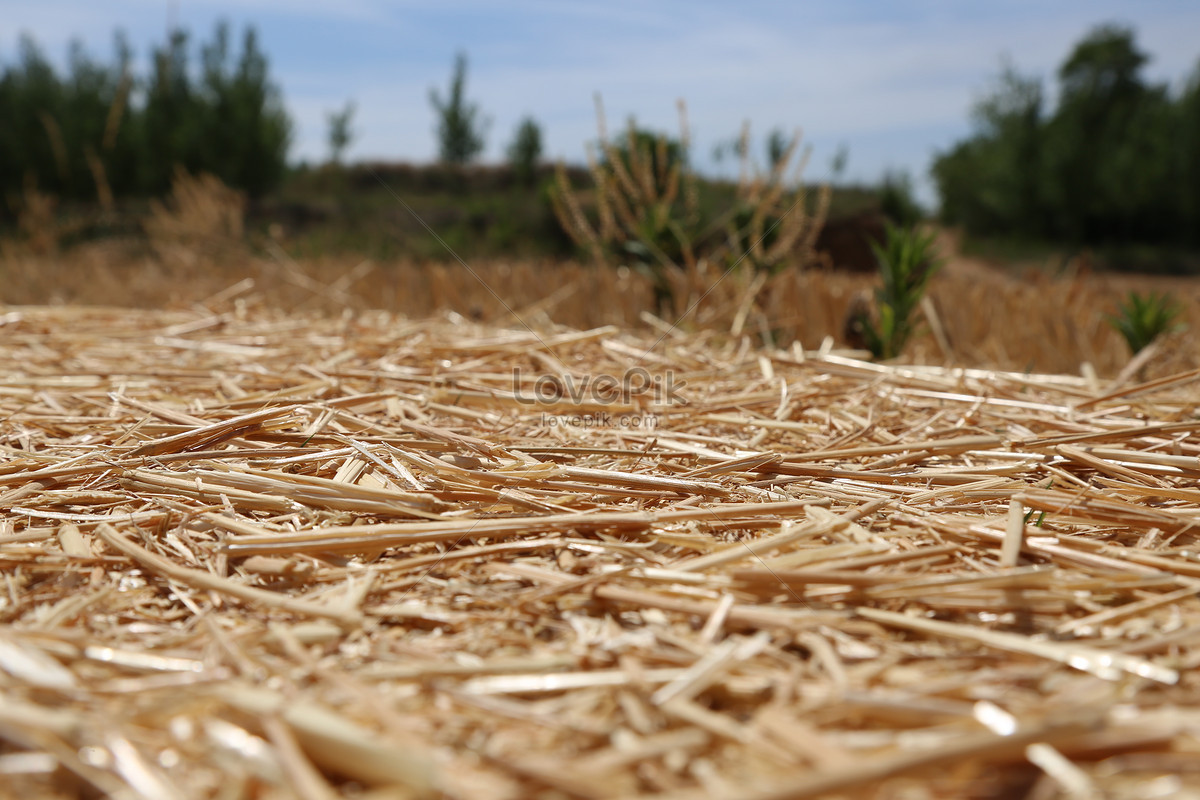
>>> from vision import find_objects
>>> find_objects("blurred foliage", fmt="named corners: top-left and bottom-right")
top-left (0, 31), bottom-right (896, 271)
top-left (766, 128), bottom-right (789, 170)
top-left (848, 223), bottom-right (943, 360)
top-left (933, 24), bottom-right (1200, 251)
top-left (507, 116), bottom-right (543, 186)
top-left (1107, 291), bottom-right (1184, 354)
top-left (269, 162), bottom-right (577, 261)
top-left (429, 52), bottom-right (487, 166)
top-left (0, 23), bottom-right (291, 211)
top-left (878, 170), bottom-right (924, 227)
top-left (326, 101), bottom-right (356, 165)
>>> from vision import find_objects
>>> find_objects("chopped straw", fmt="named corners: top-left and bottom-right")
top-left (2, 304), bottom-right (1200, 798)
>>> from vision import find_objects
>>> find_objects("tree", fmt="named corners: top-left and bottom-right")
top-left (1044, 24), bottom-right (1160, 241)
top-left (506, 115), bottom-right (541, 184)
top-left (147, 22), bottom-right (292, 198)
top-left (1059, 24), bottom-right (1147, 101)
top-left (141, 28), bottom-right (201, 194)
top-left (0, 23), bottom-right (291, 208)
top-left (829, 143), bottom-right (849, 180)
top-left (429, 52), bottom-right (487, 165)
top-left (933, 22), bottom-right (1193, 249)
top-left (217, 26), bottom-right (292, 196)
top-left (1179, 62), bottom-right (1200, 243)
top-left (0, 36), bottom-right (67, 198)
top-left (327, 101), bottom-right (356, 164)
top-left (933, 64), bottom-right (1047, 236)
top-left (766, 128), bottom-right (788, 169)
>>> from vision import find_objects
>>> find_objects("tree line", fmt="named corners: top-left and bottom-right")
top-left (933, 24), bottom-right (1200, 247)
top-left (0, 23), bottom-right (291, 209)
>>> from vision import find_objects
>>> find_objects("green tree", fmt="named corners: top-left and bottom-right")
top-left (829, 143), bottom-right (849, 180)
top-left (141, 29), bottom-right (201, 194)
top-left (0, 36), bottom-right (66, 198)
top-left (95, 33), bottom-right (139, 199)
top-left (139, 23), bottom-right (291, 197)
top-left (933, 23), bottom-right (1192, 249)
top-left (933, 64), bottom-right (1045, 236)
top-left (1179, 63), bottom-right (1200, 243)
top-left (878, 169), bottom-right (923, 227)
top-left (326, 101), bottom-right (356, 164)
top-left (200, 24), bottom-right (291, 196)
top-left (0, 33), bottom-right (138, 206)
top-left (766, 127), bottom-right (788, 169)
top-left (429, 52), bottom-right (487, 165)
top-left (1044, 24), bottom-right (1167, 242)
top-left (0, 24), bottom-right (291, 209)
top-left (506, 115), bottom-right (542, 184)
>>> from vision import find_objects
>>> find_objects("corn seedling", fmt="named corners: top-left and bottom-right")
top-left (852, 222), bottom-right (942, 360)
top-left (1106, 291), bottom-right (1183, 354)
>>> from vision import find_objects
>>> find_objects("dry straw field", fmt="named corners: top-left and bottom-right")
top-left (5, 175), bottom-right (1200, 799)
top-left (3, 298), bottom-right (1200, 799)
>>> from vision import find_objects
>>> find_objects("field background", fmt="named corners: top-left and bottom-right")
top-left (4, 166), bottom-right (1198, 379)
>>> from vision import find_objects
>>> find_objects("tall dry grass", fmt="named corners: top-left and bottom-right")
top-left (3, 170), bottom-right (1198, 377)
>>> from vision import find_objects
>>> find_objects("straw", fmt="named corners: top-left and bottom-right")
top-left (2, 303), bottom-right (1199, 798)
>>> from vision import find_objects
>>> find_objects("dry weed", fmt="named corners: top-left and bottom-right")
top-left (144, 168), bottom-right (247, 268)
top-left (550, 100), bottom-right (828, 283)
top-left (14, 181), bottom-right (60, 256)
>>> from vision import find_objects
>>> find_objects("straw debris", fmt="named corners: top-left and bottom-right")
top-left (3, 304), bottom-right (1200, 798)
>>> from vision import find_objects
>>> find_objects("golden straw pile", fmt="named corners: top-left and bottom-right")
top-left (3, 302), bottom-right (1200, 799)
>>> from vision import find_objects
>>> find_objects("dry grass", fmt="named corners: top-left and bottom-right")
top-left (4, 232), bottom-right (1200, 377)
top-left (5, 169), bottom-right (1199, 377)
top-left (3, 300), bottom-right (1200, 798)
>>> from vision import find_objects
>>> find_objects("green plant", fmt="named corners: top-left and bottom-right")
top-left (1106, 291), bottom-right (1183, 353)
top-left (852, 222), bottom-right (942, 360)
top-left (766, 127), bottom-right (788, 169)
top-left (429, 52), bottom-right (487, 165)
top-left (507, 116), bottom-right (542, 186)
top-left (326, 100), bottom-right (355, 164)
top-left (878, 169), bottom-right (924, 227)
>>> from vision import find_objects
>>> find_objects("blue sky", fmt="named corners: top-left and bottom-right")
top-left (4, 1), bottom-right (1199, 203)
